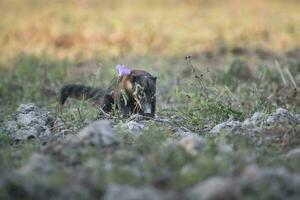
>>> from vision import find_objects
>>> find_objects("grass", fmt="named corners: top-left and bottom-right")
top-left (0, 137), bottom-right (40, 168)
top-left (0, 0), bottom-right (300, 199)
top-left (0, 0), bottom-right (300, 59)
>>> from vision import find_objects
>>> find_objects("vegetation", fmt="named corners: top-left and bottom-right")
top-left (0, 0), bottom-right (299, 199)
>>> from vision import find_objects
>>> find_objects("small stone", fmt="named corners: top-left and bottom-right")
top-left (16, 103), bottom-right (37, 113)
top-left (210, 120), bottom-right (241, 135)
top-left (240, 165), bottom-right (261, 181)
top-left (243, 112), bottom-right (265, 127)
top-left (77, 120), bottom-right (119, 147)
top-left (239, 165), bottom-right (300, 198)
top-left (103, 184), bottom-right (169, 200)
top-left (185, 176), bottom-right (240, 200)
top-left (121, 121), bottom-right (145, 132)
top-left (217, 141), bottom-right (233, 154)
top-left (18, 153), bottom-right (53, 175)
top-left (295, 114), bottom-right (300, 124)
top-left (178, 135), bottom-right (207, 155)
top-left (286, 147), bottom-right (300, 159)
top-left (173, 127), bottom-right (199, 139)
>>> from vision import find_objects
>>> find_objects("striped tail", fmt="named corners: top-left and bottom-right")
top-left (60, 84), bottom-right (105, 105)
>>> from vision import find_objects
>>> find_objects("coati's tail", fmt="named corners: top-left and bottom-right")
top-left (60, 84), bottom-right (105, 105)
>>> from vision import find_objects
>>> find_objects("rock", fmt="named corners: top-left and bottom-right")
top-left (210, 120), bottom-right (241, 135)
top-left (286, 147), bottom-right (300, 159)
top-left (76, 120), bottom-right (119, 147)
top-left (295, 114), bottom-right (300, 124)
top-left (4, 103), bottom-right (66, 141)
top-left (18, 153), bottom-right (53, 175)
top-left (264, 108), bottom-right (299, 126)
top-left (162, 131), bottom-right (207, 156)
top-left (178, 135), bottom-right (207, 155)
top-left (173, 127), bottom-right (199, 139)
top-left (186, 166), bottom-right (300, 200)
top-left (254, 167), bottom-right (300, 183)
top-left (216, 141), bottom-right (233, 154)
top-left (42, 120), bottom-right (119, 161)
top-left (242, 112), bottom-right (265, 127)
top-left (240, 165), bottom-right (261, 181)
top-left (103, 184), bottom-right (170, 200)
top-left (239, 165), bottom-right (300, 198)
top-left (186, 176), bottom-right (240, 200)
top-left (210, 108), bottom-right (299, 142)
top-left (120, 121), bottom-right (145, 133)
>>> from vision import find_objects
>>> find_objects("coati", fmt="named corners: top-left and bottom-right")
top-left (60, 67), bottom-right (156, 118)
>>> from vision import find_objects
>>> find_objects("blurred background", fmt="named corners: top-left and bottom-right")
top-left (0, 0), bottom-right (299, 60)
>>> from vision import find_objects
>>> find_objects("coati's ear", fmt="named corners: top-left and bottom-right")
top-left (152, 76), bottom-right (157, 81)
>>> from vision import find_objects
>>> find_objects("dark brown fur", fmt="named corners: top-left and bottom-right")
top-left (60, 69), bottom-right (156, 118)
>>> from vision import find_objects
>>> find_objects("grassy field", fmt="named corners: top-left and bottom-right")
top-left (0, 0), bottom-right (300, 199)
top-left (0, 0), bottom-right (299, 59)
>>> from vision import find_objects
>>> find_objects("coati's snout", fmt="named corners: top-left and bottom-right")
top-left (143, 102), bottom-right (152, 114)
top-left (140, 94), bottom-right (154, 117)
top-left (133, 75), bottom-right (156, 118)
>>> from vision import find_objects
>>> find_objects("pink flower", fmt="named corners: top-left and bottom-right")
top-left (116, 64), bottom-right (131, 76)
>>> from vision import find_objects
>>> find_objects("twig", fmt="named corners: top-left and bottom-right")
top-left (275, 60), bottom-right (287, 85)
top-left (98, 107), bottom-right (116, 119)
top-left (178, 126), bottom-right (192, 132)
top-left (284, 68), bottom-right (297, 88)
top-left (77, 107), bottom-right (82, 122)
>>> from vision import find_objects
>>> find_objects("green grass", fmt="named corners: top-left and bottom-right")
top-left (0, 138), bottom-right (40, 168)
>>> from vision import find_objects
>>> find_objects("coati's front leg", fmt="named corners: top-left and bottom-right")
top-left (118, 99), bottom-right (132, 118)
top-left (150, 97), bottom-right (156, 118)
top-left (98, 94), bottom-right (114, 116)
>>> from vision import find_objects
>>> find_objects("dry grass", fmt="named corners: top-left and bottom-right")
top-left (0, 0), bottom-right (299, 61)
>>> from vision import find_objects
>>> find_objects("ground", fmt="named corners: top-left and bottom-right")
top-left (0, 0), bottom-right (300, 199)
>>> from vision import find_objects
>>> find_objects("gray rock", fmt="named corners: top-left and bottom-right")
top-left (210, 108), bottom-right (299, 141)
top-left (4, 103), bottom-right (66, 141)
top-left (18, 153), bottom-right (53, 175)
top-left (173, 127), bottom-right (199, 139)
top-left (186, 166), bottom-right (300, 200)
top-left (210, 120), bottom-right (241, 135)
top-left (178, 135), bottom-right (207, 155)
top-left (295, 114), bottom-right (300, 124)
top-left (265, 108), bottom-right (299, 126)
top-left (256, 167), bottom-right (300, 183)
top-left (186, 176), bottom-right (240, 200)
top-left (162, 132), bottom-right (207, 156)
top-left (216, 141), bottom-right (233, 154)
top-left (242, 112), bottom-right (265, 127)
top-left (103, 184), bottom-right (169, 200)
top-left (77, 120), bottom-right (119, 147)
top-left (120, 121), bottom-right (145, 133)
top-left (286, 147), bottom-right (300, 159)
top-left (239, 165), bottom-right (300, 196)
top-left (42, 120), bottom-right (119, 159)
